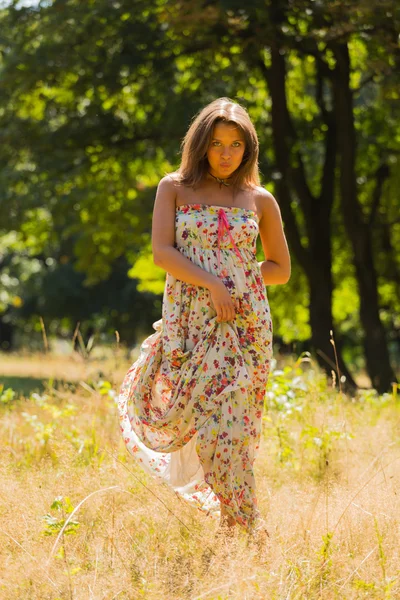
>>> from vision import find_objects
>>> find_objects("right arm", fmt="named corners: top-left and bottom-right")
top-left (151, 176), bottom-right (236, 322)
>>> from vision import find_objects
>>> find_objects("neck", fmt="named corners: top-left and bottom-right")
top-left (207, 171), bottom-right (233, 188)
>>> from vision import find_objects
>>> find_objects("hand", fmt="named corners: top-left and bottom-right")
top-left (209, 279), bottom-right (236, 323)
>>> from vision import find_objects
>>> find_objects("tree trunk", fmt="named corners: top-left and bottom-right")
top-left (330, 42), bottom-right (397, 393)
top-left (0, 315), bottom-right (14, 352)
top-left (308, 225), bottom-right (356, 388)
top-left (260, 35), bottom-right (357, 390)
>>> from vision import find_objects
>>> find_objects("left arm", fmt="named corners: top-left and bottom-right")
top-left (257, 189), bottom-right (291, 285)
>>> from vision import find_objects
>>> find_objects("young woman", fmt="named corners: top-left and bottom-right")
top-left (117, 97), bottom-right (290, 537)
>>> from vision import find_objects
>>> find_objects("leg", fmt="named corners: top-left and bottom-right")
top-left (219, 504), bottom-right (237, 530)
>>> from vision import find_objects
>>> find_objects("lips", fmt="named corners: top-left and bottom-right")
top-left (220, 163), bottom-right (231, 167)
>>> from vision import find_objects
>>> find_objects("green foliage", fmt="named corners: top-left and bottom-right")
top-left (357, 387), bottom-right (397, 407)
top-left (266, 263), bottom-right (311, 344)
top-left (0, 385), bottom-right (16, 404)
top-left (352, 578), bottom-right (377, 591)
top-left (317, 531), bottom-right (336, 584)
top-left (128, 239), bottom-right (166, 295)
top-left (263, 357), bottom-right (357, 478)
top-left (42, 496), bottom-right (80, 537)
top-left (266, 355), bottom-right (328, 415)
top-left (5, 382), bottom-right (117, 467)
top-left (301, 425), bottom-right (353, 478)
top-left (0, 0), bottom-right (398, 381)
top-left (1, 245), bottom-right (162, 346)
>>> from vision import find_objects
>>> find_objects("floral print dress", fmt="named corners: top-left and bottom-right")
top-left (118, 203), bottom-right (273, 531)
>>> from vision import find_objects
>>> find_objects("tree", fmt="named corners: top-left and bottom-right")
top-left (0, 0), bottom-right (398, 389)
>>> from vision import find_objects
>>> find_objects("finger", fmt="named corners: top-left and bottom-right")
top-left (219, 305), bottom-right (226, 322)
top-left (223, 303), bottom-right (230, 322)
top-left (225, 302), bottom-right (234, 321)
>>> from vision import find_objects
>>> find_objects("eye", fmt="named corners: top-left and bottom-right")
top-left (232, 142), bottom-right (242, 147)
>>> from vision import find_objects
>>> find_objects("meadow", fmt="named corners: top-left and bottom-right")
top-left (0, 349), bottom-right (399, 599)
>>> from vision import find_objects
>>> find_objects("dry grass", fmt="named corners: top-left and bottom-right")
top-left (0, 351), bottom-right (399, 599)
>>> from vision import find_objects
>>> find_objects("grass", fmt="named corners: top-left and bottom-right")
top-left (0, 350), bottom-right (399, 599)
top-left (0, 375), bottom-right (48, 395)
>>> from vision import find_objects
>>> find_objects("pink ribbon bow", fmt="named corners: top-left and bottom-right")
top-left (217, 208), bottom-right (245, 274)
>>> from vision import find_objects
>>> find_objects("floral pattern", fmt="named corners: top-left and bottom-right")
top-left (117, 203), bottom-right (273, 530)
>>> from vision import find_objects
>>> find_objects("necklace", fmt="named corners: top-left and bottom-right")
top-left (207, 171), bottom-right (232, 188)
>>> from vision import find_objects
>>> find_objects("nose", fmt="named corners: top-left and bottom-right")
top-left (221, 146), bottom-right (231, 159)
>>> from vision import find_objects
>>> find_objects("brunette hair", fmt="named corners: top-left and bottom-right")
top-left (174, 97), bottom-right (260, 191)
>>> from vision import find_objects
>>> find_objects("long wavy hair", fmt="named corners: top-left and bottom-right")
top-left (174, 97), bottom-right (260, 192)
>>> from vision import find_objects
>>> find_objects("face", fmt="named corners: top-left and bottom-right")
top-left (206, 121), bottom-right (246, 179)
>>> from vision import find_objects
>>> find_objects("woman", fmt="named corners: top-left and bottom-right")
top-left (117, 97), bottom-right (290, 536)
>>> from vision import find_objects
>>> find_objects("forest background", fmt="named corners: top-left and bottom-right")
top-left (0, 0), bottom-right (399, 393)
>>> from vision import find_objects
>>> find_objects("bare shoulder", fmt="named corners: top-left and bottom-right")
top-left (152, 173), bottom-right (179, 254)
top-left (152, 173), bottom-right (179, 223)
top-left (253, 186), bottom-right (281, 222)
top-left (157, 172), bottom-right (180, 194)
